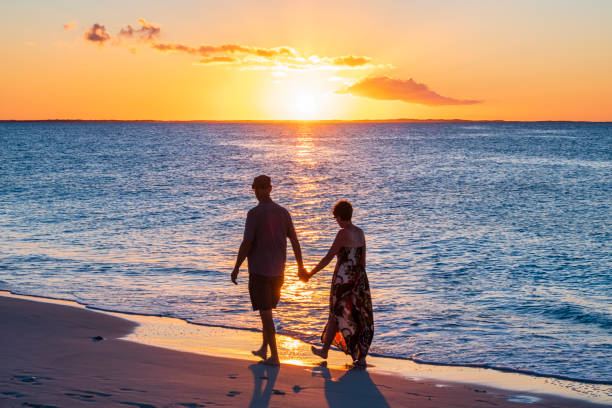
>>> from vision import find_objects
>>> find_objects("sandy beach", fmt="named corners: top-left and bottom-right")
top-left (0, 295), bottom-right (608, 408)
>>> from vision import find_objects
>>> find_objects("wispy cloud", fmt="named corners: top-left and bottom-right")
top-left (337, 76), bottom-right (481, 106)
top-left (84, 23), bottom-right (110, 45)
top-left (151, 41), bottom-right (376, 71)
top-left (197, 56), bottom-right (238, 65)
top-left (83, 19), bottom-right (379, 71)
top-left (63, 20), bottom-right (77, 31)
top-left (151, 42), bottom-right (296, 58)
top-left (118, 18), bottom-right (161, 41)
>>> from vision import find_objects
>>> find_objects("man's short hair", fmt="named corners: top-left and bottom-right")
top-left (252, 175), bottom-right (271, 189)
top-left (333, 200), bottom-right (353, 221)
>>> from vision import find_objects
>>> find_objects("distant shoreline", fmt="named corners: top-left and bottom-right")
top-left (1, 119), bottom-right (610, 124)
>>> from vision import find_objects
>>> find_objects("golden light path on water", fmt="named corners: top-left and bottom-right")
top-left (2, 291), bottom-right (611, 405)
top-left (280, 123), bottom-right (336, 338)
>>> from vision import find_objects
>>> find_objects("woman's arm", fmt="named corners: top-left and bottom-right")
top-left (361, 230), bottom-right (366, 267)
top-left (309, 231), bottom-right (343, 278)
top-left (361, 240), bottom-right (366, 267)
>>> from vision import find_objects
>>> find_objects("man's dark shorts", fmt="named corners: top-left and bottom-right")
top-left (248, 274), bottom-right (283, 311)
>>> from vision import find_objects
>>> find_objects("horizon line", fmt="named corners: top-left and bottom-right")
top-left (1, 118), bottom-right (610, 124)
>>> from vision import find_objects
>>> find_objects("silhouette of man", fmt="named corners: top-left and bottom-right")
top-left (232, 175), bottom-right (307, 366)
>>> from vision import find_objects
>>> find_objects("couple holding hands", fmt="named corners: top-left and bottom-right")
top-left (231, 175), bottom-right (374, 367)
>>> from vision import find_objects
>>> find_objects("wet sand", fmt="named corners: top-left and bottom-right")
top-left (0, 295), bottom-right (608, 407)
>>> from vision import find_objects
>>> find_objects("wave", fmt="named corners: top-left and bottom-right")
top-left (517, 299), bottom-right (612, 331)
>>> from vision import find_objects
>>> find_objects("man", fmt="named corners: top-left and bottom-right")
top-left (231, 175), bottom-right (307, 366)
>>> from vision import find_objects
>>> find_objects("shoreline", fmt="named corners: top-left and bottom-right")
top-left (1, 291), bottom-right (610, 407)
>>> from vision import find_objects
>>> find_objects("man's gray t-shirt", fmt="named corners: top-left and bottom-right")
top-left (243, 200), bottom-right (295, 277)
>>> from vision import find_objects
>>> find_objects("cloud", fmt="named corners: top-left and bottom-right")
top-left (82, 19), bottom-right (381, 72)
top-left (118, 18), bottom-right (160, 41)
top-left (331, 56), bottom-right (371, 67)
top-left (84, 23), bottom-right (110, 45)
top-left (337, 76), bottom-right (481, 106)
top-left (151, 42), bottom-right (296, 58)
top-left (151, 41), bottom-right (379, 71)
top-left (196, 56), bottom-right (238, 65)
top-left (63, 20), bottom-right (77, 31)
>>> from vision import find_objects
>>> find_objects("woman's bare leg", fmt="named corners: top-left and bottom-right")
top-left (312, 316), bottom-right (337, 359)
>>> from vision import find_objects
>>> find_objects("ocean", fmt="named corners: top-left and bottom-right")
top-left (1, 121), bottom-right (610, 384)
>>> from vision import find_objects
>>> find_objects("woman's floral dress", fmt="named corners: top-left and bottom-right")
top-left (322, 246), bottom-right (374, 361)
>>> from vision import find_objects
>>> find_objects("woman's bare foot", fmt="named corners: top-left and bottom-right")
top-left (251, 348), bottom-right (267, 360)
top-left (353, 357), bottom-right (367, 369)
top-left (311, 346), bottom-right (328, 359)
top-left (260, 357), bottom-right (280, 366)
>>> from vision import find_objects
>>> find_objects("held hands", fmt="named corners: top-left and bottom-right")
top-left (298, 266), bottom-right (310, 283)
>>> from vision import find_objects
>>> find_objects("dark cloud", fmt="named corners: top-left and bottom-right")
top-left (84, 24), bottom-right (110, 44)
top-left (118, 18), bottom-right (160, 41)
top-left (337, 76), bottom-right (481, 106)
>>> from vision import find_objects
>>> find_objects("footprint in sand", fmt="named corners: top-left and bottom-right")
top-left (65, 389), bottom-right (112, 402)
top-left (64, 392), bottom-right (94, 401)
top-left (293, 385), bottom-right (324, 393)
top-left (1, 391), bottom-right (25, 398)
top-left (118, 401), bottom-right (157, 408)
top-left (72, 389), bottom-right (112, 397)
top-left (12, 375), bottom-right (53, 385)
top-left (119, 387), bottom-right (148, 393)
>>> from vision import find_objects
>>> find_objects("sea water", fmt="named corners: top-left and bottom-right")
top-left (0, 121), bottom-right (610, 384)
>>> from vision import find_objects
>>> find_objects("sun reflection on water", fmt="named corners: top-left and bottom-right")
top-left (294, 125), bottom-right (317, 167)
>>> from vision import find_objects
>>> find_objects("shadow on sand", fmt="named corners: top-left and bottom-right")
top-left (312, 364), bottom-right (390, 408)
top-left (248, 363), bottom-right (280, 408)
top-left (249, 362), bottom-right (389, 408)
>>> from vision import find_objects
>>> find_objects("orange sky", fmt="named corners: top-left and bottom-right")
top-left (1, 1), bottom-right (611, 121)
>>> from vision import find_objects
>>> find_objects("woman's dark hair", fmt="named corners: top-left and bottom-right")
top-left (333, 200), bottom-right (353, 221)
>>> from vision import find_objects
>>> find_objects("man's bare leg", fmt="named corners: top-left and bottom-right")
top-left (312, 316), bottom-right (337, 359)
top-left (259, 309), bottom-right (280, 366)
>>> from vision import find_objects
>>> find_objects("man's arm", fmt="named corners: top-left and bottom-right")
top-left (287, 214), bottom-right (307, 278)
top-left (232, 210), bottom-right (255, 285)
top-left (289, 232), bottom-right (305, 274)
top-left (231, 239), bottom-right (252, 284)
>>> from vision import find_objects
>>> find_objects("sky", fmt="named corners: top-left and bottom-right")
top-left (1, 0), bottom-right (611, 121)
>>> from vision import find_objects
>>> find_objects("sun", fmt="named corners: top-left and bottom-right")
top-left (293, 91), bottom-right (318, 119)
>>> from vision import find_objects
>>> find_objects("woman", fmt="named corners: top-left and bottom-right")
top-left (303, 200), bottom-right (374, 367)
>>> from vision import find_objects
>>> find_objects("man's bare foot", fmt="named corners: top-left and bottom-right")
top-left (252, 348), bottom-right (267, 359)
top-left (311, 346), bottom-right (328, 359)
top-left (260, 357), bottom-right (280, 366)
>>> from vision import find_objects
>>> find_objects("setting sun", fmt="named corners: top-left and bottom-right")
top-left (293, 92), bottom-right (318, 119)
